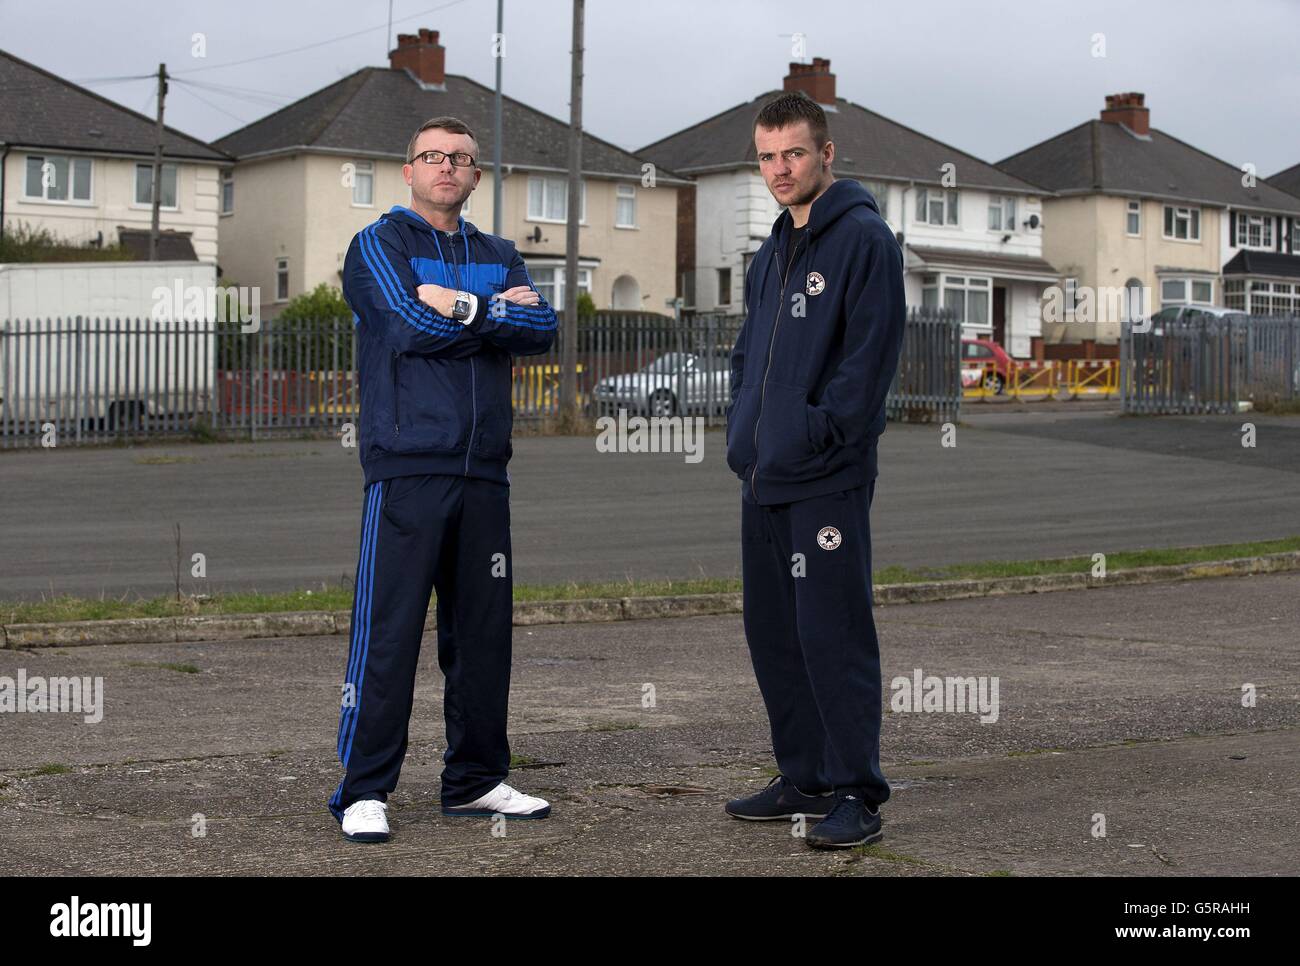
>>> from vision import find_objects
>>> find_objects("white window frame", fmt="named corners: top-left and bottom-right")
top-left (1160, 277), bottom-right (1214, 306)
top-left (1236, 213), bottom-right (1273, 250)
top-left (988, 196), bottom-right (1017, 233)
top-left (527, 175), bottom-right (586, 224)
top-left (22, 153), bottom-right (94, 205)
top-left (614, 183), bottom-right (637, 229)
top-left (275, 257), bottom-right (289, 303)
top-left (1162, 204), bottom-right (1200, 242)
top-left (922, 273), bottom-right (990, 327)
top-left (916, 188), bottom-right (959, 227)
top-left (530, 264), bottom-right (592, 306)
top-left (133, 162), bottom-right (179, 211)
top-left (1126, 199), bottom-right (1141, 236)
top-left (220, 169), bottom-right (234, 215)
top-left (351, 160), bottom-right (374, 208)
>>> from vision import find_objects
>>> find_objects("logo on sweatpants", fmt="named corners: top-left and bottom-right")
top-left (806, 271), bottom-right (826, 296)
top-left (816, 525), bottom-right (842, 550)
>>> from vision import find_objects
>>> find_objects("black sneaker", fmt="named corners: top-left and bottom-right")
top-left (724, 775), bottom-right (834, 821)
top-left (805, 794), bottom-right (883, 849)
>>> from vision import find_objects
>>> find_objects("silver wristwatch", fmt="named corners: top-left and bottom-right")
top-left (452, 290), bottom-right (472, 322)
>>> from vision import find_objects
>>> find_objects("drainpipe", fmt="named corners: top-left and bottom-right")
top-left (0, 142), bottom-right (9, 242)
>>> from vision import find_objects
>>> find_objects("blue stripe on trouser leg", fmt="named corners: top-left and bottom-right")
top-left (740, 481), bottom-right (890, 808)
top-left (329, 480), bottom-right (382, 821)
top-left (328, 475), bottom-right (456, 823)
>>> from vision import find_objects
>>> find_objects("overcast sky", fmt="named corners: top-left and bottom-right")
top-left (4, 0), bottom-right (1298, 175)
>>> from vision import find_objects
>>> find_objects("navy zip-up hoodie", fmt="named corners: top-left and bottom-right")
top-left (343, 205), bottom-right (557, 487)
top-left (725, 179), bottom-right (906, 505)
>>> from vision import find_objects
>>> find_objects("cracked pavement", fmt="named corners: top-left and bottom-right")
top-left (1, 570), bottom-right (1297, 875)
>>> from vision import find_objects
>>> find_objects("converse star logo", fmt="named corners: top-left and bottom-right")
top-left (817, 526), bottom-right (842, 550)
top-left (806, 271), bottom-right (826, 296)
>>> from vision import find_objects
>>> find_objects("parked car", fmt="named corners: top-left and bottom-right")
top-left (590, 351), bottom-right (729, 417)
top-left (1141, 305), bottom-right (1248, 336)
top-left (960, 338), bottom-right (1016, 394)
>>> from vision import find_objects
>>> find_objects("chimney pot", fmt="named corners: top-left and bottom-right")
top-left (783, 57), bottom-right (836, 105)
top-left (1101, 91), bottom-right (1149, 135)
top-left (390, 27), bottom-right (446, 86)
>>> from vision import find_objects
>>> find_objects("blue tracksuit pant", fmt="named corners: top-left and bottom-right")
top-left (740, 481), bottom-right (890, 808)
top-left (328, 473), bottom-right (513, 822)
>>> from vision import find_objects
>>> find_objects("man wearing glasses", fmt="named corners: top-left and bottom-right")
top-left (328, 116), bottom-right (557, 842)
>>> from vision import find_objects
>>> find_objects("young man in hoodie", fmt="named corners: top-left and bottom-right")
top-left (723, 92), bottom-right (907, 848)
top-left (328, 117), bottom-right (557, 842)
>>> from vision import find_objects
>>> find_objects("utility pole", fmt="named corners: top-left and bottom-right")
top-left (560, 0), bottom-right (584, 428)
top-left (149, 63), bottom-right (168, 261)
top-left (493, 0), bottom-right (503, 237)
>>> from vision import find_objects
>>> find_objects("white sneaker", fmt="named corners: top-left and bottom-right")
top-left (340, 799), bottom-right (390, 842)
top-left (442, 782), bottom-right (551, 819)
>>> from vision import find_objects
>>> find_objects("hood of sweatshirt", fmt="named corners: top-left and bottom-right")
top-left (758, 178), bottom-right (882, 296)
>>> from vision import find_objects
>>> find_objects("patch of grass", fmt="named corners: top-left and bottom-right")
top-left (28, 763), bottom-right (73, 776)
top-left (4, 535), bottom-right (1299, 625)
top-left (1249, 397), bottom-right (1300, 415)
top-left (509, 753), bottom-right (538, 767)
top-left (986, 869), bottom-right (1015, 877)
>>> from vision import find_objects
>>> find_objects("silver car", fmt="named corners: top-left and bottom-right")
top-left (591, 351), bottom-right (730, 417)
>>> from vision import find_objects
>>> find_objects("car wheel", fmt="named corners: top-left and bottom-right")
top-left (984, 372), bottom-right (1006, 395)
top-left (649, 389), bottom-right (676, 417)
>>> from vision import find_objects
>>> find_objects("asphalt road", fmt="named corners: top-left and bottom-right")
top-left (2, 403), bottom-right (1299, 601)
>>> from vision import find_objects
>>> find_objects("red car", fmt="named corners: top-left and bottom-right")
top-left (961, 339), bottom-right (1016, 394)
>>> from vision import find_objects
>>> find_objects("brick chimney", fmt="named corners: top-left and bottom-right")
top-left (1100, 92), bottom-right (1149, 135)
top-left (783, 57), bottom-right (836, 105)
top-left (389, 28), bottom-right (446, 85)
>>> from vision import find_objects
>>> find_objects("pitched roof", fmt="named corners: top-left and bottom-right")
top-left (998, 120), bottom-right (1300, 215)
top-left (636, 91), bottom-right (1042, 193)
top-left (1267, 161), bottom-right (1300, 200)
top-left (214, 67), bottom-right (686, 182)
top-left (0, 48), bottom-right (228, 162)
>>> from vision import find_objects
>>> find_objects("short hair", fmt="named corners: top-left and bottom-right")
top-left (406, 116), bottom-right (479, 163)
top-left (753, 91), bottom-right (829, 149)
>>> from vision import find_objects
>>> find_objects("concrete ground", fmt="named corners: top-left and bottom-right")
top-left (2, 569), bottom-right (1296, 876)
top-left (3, 402), bottom-right (1300, 601)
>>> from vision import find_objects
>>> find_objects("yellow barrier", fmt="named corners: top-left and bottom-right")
top-left (512, 363), bottom-right (587, 412)
top-left (1064, 359), bottom-right (1118, 398)
top-left (1010, 360), bottom-right (1059, 399)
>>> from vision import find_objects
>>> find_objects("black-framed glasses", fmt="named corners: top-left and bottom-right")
top-left (408, 150), bottom-right (475, 167)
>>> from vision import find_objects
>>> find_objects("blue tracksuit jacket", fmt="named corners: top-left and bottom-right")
top-left (342, 205), bottom-right (557, 487)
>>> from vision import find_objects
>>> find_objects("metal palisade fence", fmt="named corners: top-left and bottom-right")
top-left (1121, 313), bottom-right (1300, 414)
top-left (0, 307), bottom-right (962, 447)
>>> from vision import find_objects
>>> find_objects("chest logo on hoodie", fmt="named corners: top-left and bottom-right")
top-left (806, 272), bottom-right (826, 296)
top-left (817, 525), bottom-right (842, 550)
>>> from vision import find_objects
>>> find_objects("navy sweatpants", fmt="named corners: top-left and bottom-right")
top-left (328, 473), bottom-right (514, 823)
top-left (740, 481), bottom-right (890, 808)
